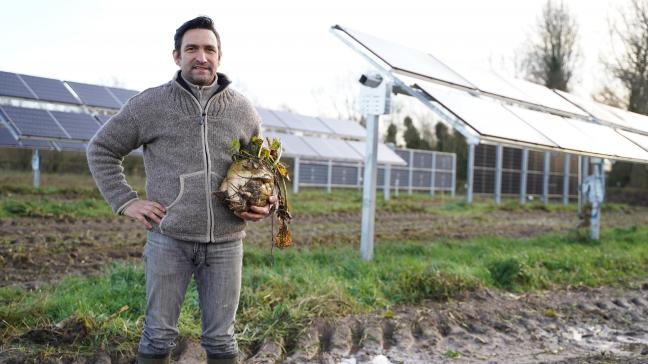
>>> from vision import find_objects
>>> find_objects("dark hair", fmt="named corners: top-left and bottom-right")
top-left (174, 16), bottom-right (221, 59)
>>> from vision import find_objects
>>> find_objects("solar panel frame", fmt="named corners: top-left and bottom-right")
top-left (0, 105), bottom-right (69, 139)
top-left (49, 111), bottom-right (101, 140)
top-left (333, 25), bottom-right (475, 89)
top-left (0, 71), bottom-right (36, 99)
top-left (20, 74), bottom-right (80, 104)
top-left (66, 81), bottom-right (122, 109)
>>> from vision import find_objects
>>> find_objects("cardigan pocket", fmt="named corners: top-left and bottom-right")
top-left (159, 171), bottom-right (208, 237)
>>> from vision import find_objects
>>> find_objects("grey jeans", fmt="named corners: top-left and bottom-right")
top-left (138, 231), bottom-right (243, 358)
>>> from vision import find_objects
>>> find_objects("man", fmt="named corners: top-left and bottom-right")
top-left (87, 16), bottom-right (273, 364)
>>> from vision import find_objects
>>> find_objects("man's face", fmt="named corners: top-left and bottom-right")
top-left (173, 28), bottom-right (220, 86)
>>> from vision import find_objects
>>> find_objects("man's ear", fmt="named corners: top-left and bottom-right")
top-left (172, 50), bottom-right (181, 66)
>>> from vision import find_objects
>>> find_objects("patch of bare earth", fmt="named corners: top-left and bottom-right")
top-left (2, 207), bottom-right (648, 363)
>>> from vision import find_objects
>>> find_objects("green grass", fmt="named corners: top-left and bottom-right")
top-left (0, 179), bottom-right (582, 219)
top-left (2, 225), bottom-right (648, 358)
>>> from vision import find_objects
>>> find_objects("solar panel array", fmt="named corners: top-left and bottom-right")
top-left (332, 25), bottom-right (648, 164)
top-left (0, 70), bottom-right (139, 109)
top-left (473, 145), bottom-right (578, 198)
top-left (257, 107), bottom-right (368, 139)
top-left (0, 70), bottom-right (410, 177)
top-left (296, 148), bottom-right (454, 192)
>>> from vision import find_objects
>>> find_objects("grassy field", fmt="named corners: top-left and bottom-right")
top-left (1, 171), bottom-right (648, 359)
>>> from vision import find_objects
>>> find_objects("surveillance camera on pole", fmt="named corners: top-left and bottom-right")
top-left (358, 71), bottom-right (391, 261)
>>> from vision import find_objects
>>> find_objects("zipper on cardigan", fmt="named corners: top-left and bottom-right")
top-left (174, 79), bottom-right (220, 242)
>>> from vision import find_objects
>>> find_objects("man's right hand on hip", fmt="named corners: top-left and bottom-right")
top-left (123, 200), bottom-right (166, 229)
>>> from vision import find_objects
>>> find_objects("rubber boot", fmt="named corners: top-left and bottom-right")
top-left (207, 354), bottom-right (238, 364)
top-left (137, 352), bottom-right (170, 364)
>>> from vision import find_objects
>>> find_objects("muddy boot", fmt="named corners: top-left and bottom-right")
top-left (207, 354), bottom-right (238, 364)
top-left (137, 352), bottom-right (170, 364)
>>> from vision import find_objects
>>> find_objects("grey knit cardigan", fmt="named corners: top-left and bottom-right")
top-left (87, 72), bottom-right (261, 243)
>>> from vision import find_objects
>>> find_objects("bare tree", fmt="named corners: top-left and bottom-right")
top-left (521, 0), bottom-right (580, 91)
top-left (606, 0), bottom-right (648, 114)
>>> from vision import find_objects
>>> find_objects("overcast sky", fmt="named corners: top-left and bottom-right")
top-left (0, 0), bottom-right (626, 118)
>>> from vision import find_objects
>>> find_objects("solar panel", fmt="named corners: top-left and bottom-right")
top-left (50, 111), bottom-right (101, 140)
top-left (0, 71), bottom-right (36, 99)
top-left (506, 105), bottom-right (648, 161)
top-left (504, 78), bottom-right (587, 117)
top-left (20, 74), bottom-right (80, 104)
top-left (617, 129), bottom-right (648, 151)
top-left (553, 90), bottom-right (629, 127)
top-left (347, 141), bottom-right (407, 165)
top-left (301, 136), bottom-right (363, 161)
top-left (20, 139), bottom-right (54, 149)
top-left (601, 105), bottom-right (648, 134)
top-left (333, 25), bottom-right (475, 89)
top-left (52, 140), bottom-right (87, 151)
top-left (263, 130), bottom-right (319, 158)
top-left (317, 117), bottom-right (366, 139)
top-left (95, 114), bottom-right (113, 124)
top-left (272, 110), bottom-right (333, 134)
top-left (0, 125), bottom-right (20, 147)
top-left (0, 105), bottom-right (68, 139)
top-left (66, 81), bottom-right (121, 109)
top-left (256, 107), bottom-right (289, 129)
top-left (416, 80), bottom-right (557, 147)
top-left (106, 87), bottom-right (138, 105)
top-left (454, 67), bottom-right (531, 103)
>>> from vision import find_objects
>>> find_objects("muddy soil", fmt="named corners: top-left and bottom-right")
top-left (2, 206), bottom-right (647, 288)
top-left (3, 286), bottom-right (648, 363)
top-left (2, 207), bottom-right (648, 363)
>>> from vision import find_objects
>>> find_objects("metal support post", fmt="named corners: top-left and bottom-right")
top-left (495, 144), bottom-right (503, 205)
top-left (360, 114), bottom-right (380, 261)
top-left (520, 148), bottom-right (528, 204)
top-left (562, 154), bottom-right (571, 205)
top-left (466, 143), bottom-right (475, 204)
top-left (542, 151), bottom-right (550, 205)
top-left (408, 150), bottom-right (413, 195)
top-left (292, 157), bottom-right (300, 194)
top-left (585, 158), bottom-right (604, 240)
top-left (357, 162), bottom-right (362, 190)
top-left (430, 153), bottom-right (436, 196)
top-left (326, 160), bottom-right (333, 193)
top-left (451, 153), bottom-right (456, 197)
top-left (578, 156), bottom-right (589, 216)
top-left (32, 148), bottom-right (40, 189)
top-left (384, 164), bottom-right (391, 201)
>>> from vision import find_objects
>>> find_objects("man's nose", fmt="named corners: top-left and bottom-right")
top-left (195, 50), bottom-right (207, 63)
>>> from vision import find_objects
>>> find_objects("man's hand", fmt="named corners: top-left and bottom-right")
top-left (123, 199), bottom-right (166, 229)
top-left (236, 196), bottom-right (277, 222)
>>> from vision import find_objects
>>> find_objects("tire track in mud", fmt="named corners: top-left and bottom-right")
top-left (244, 286), bottom-right (648, 363)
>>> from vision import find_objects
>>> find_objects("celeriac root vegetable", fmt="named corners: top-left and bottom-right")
top-left (217, 136), bottom-right (293, 248)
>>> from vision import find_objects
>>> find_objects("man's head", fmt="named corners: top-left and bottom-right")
top-left (173, 16), bottom-right (221, 86)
